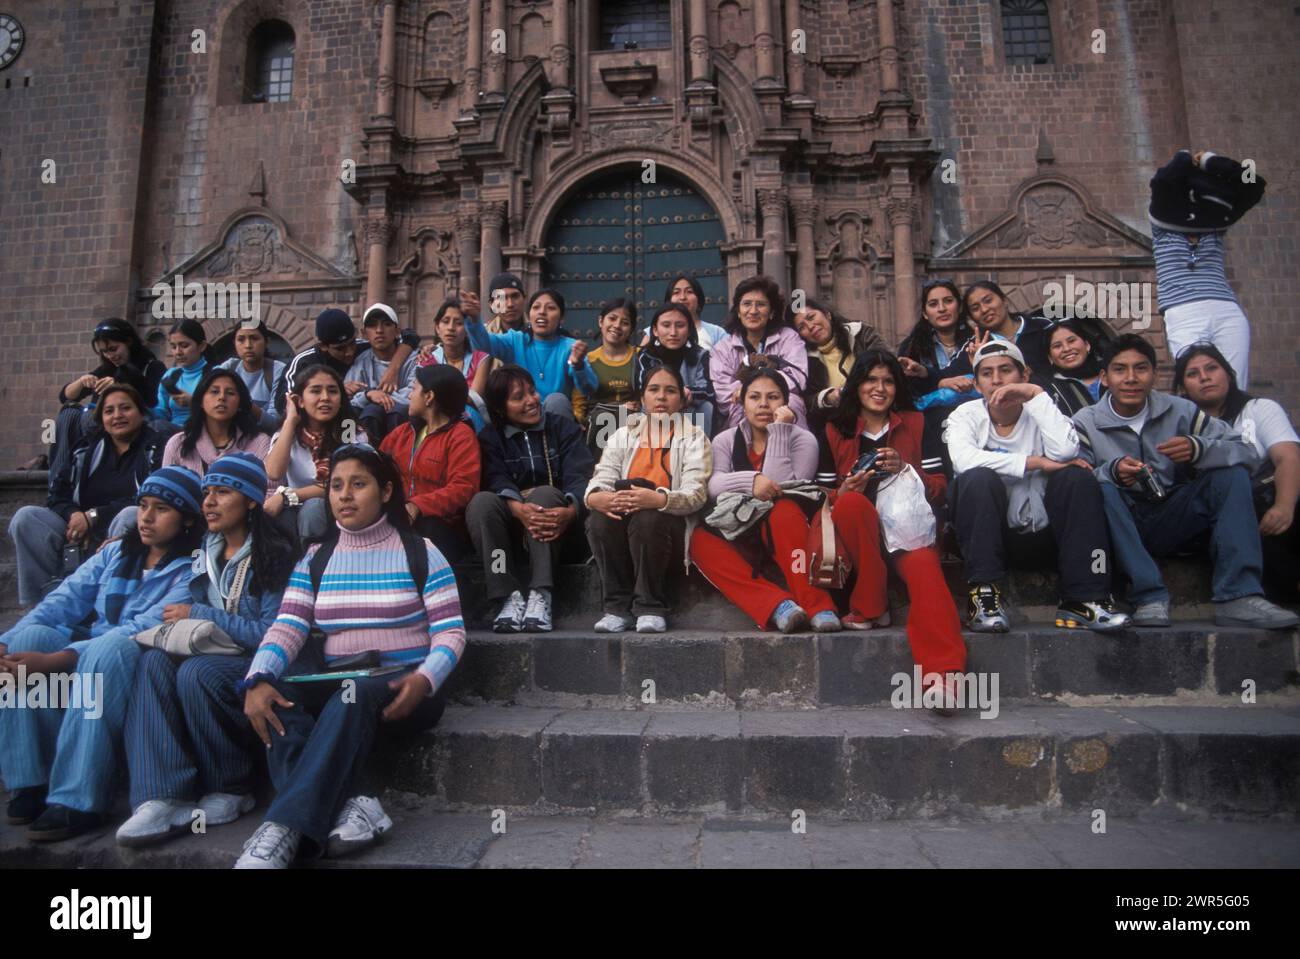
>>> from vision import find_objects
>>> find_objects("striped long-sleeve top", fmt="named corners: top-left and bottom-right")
top-left (243, 516), bottom-right (465, 696)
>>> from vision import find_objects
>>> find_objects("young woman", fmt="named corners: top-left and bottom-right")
top-left (1045, 319), bottom-right (1105, 416)
top-left (633, 304), bottom-right (716, 436)
top-left (574, 299), bottom-right (640, 451)
top-left (1175, 343), bottom-right (1300, 602)
top-left (661, 273), bottom-right (726, 350)
top-left (585, 364), bottom-right (712, 633)
top-left (468, 365), bottom-right (594, 633)
top-left (790, 297), bottom-right (887, 432)
top-left (896, 280), bottom-right (979, 479)
top-left (116, 453), bottom-right (296, 847)
top-left (0, 466), bottom-right (203, 841)
top-left (152, 319), bottom-right (212, 432)
top-left (819, 351), bottom-right (967, 689)
top-left (265, 364), bottom-right (363, 545)
top-left (10, 384), bottom-right (164, 606)
top-left (690, 367), bottom-right (841, 632)
top-left (380, 363), bottom-right (481, 563)
top-left (235, 446), bottom-right (464, 868)
top-left (1150, 149), bottom-right (1265, 386)
top-left (420, 297), bottom-right (490, 430)
top-left (953, 281), bottom-right (1055, 387)
top-left (711, 275), bottom-right (810, 429)
top-left (463, 288), bottom-right (599, 420)
top-left (161, 367), bottom-right (272, 474)
top-left (216, 320), bottom-right (287, 433)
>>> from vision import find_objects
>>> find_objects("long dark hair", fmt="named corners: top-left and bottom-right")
top-left (902, 280), bottom-right (966, 365)
top-left (1047, 319), bottom-right (1103, 378)
top-left (245, 503), bottom-right (296, 595)
top-left (599, 297), bottom-right (639, 332)
top-left (179, 368), bottom-right (260, 459)
top-left (169, 319), bottom-right (215, 363)
top-left (725, 275), bottom-right (787, 340)
top-left (413, 363), bottom-right (469, 421)
top-left (325, 444), bottom-right (412, 532)
top-left (790, 296), bottom-right (856, 378)
top-left (648, 302), bottom-right (700, 349)
top-left (662, 273), bottom-right (706, 320)
top-left (289, 364), bottom-right (353, 460)
top-left (1172, 342), bottom-right (1252, 423)
top-left (524, 288), bottom-right (571, 341)
top-left (829, 349), bottom-right (916, 437)
top-left (92, 318), bottom-right (156, 371)
top-left (738, 364), bottom-right (790, 404)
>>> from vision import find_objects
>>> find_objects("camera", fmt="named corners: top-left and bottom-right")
top-left (852, 451), bottom-right (880, 475)
top-left (1137, 463), bottom-right (1166, 500)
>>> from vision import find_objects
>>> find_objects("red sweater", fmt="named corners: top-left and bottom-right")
top-left (821, 410), bottom-right (946, 507)
top-left (381, 419), bottom-right (481, 525)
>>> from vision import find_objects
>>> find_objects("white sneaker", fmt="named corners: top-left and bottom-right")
top-left (326, 795), bottom-right (393, 858)
top-left (636, 614), bottom-right (667, 633)
top-left (233, 821), bottom-right (301, 869)
top-left (493, 591), bottom-right (527, 633)
top-left (116, 798), bottom-right (196, 848)
top-left (523, 588), bottom-right (553, 632)
top-left (594, 613), bottom-right (634, 632)
top-left (197, 792), bottom-right (255, 827)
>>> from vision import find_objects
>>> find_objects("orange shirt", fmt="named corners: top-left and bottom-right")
top-left (628, 424), bottom-right (674, 488)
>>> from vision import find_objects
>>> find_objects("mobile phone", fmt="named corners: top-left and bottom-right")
top-left (615, 478), bottom-right (656, 491)
top-left (852, 451), bottom-right (879, 475)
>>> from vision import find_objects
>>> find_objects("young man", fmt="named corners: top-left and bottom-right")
top-left (274, 307), bottom-right (420, 417)
top-left (945, 340), bottom-right (1129, 632)
top-left (217, 320), bottom-right (287, 432)
top-left (346, 303), bottom-right (419, 442)
top-left (484, 272), bottom-right (527, 334)
top-left (1072, 334), bottom-right (1296, 629)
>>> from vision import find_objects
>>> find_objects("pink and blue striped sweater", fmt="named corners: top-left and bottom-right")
top-left (244, 516), bottom-right (466, 696)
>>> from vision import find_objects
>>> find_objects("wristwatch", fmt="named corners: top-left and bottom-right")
top-left (276, 486), bottom-right (302, 507)
top-left (85, 508), bottom-right (99, 526)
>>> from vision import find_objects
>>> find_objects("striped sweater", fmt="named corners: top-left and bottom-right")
top-left (244, 517), bottom-right (465, 696)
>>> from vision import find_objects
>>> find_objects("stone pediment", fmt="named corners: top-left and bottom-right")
top-left (159, 209), bottom-right (353, 284)
top-left (937, 174), bottom-right (1152, 263)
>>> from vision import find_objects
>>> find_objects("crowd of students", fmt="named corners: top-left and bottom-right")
top-left (4, 148), bottom-right (1295, 866)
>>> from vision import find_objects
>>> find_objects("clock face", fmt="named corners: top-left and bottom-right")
top-left (0, 14), bottom-right (24, 71)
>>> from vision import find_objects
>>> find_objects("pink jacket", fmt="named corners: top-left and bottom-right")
top-left (707, 422), bottom-right (820, 499)
top-left (709, 327), bottom-right (810, 429)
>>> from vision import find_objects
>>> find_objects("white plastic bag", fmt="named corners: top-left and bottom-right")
top-left (875, 464), bottom-right (936, 552)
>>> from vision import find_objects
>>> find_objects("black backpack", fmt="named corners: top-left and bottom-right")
top-left (307, 526), bottom-right (430, 599)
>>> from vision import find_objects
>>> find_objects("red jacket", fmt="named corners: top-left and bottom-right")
top-left (821, 410), bottom-right (946, 507)
top-left (381, 419), bottom-right (481, 525)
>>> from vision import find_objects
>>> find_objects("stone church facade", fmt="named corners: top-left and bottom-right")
top-left (1, 0), bottom-right (1296, 463)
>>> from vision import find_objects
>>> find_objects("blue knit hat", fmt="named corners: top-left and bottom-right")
top-left (203, 451), bottom-right (269, 504)
top-left (139, 466), bottom-right (203, 517)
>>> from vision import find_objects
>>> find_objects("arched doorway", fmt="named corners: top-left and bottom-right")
top-left (543, 169), bottom-right (728, 336)
top-left (209, 327), bottom-right (296, 365)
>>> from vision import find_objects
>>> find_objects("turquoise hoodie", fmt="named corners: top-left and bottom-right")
top-left (152, 358), bottom-right (209, 426)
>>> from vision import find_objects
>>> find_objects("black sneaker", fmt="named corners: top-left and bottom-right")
top-left (966, 584), bottom-right (1010, 633)
top-left (26, 804), bottom-right (106, 843)
top-left (1055, 598), bottom-right (1131, 632)
top-left (6, 785), bottom-right (48, 825)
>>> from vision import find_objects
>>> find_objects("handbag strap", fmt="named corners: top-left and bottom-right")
top-left (819, 499), bottom-right (837, 573)
top-left (225, 554), bottom-right (252, 614)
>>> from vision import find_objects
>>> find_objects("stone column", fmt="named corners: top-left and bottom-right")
top-left (887, 195), bottom-right (917, 345)
top-left (754, 0), bottom-right (777, 81)
top-left (784, 0), bottom-right (805, 96)
top-left (877, 0), bottom-right (900, 93)
top-left (376, 0), bottom-right (398, 118)
top-left (485, 0), bottom-right (507, 98)
top-left (456, 207), bottom-right (481, 299)
top-left (365, 215), bottom-right (396, 308)
top-left (792, 200), bottom-right (818, 298)
top-left (479, 201), bottom-right (508, 304)
top-left (463, 0), bottom-right (483, 111)
top-left (550, 0), bottom-right (570, 89)
top-left (689, 0), bottom-right (710, 83)
top-left (758, 189), bottom-right (790, 290)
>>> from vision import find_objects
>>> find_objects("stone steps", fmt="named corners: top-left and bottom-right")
top-left (443, 625), bottom-right (1300, 708)
top-left (4, 806), bottom-right (1298, 869)
top-left (363, 703), bottom-right (1300, 821)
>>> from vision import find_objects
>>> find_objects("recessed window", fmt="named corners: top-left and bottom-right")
top-left (246, 20), bottom-right (295, 102)
top-left (600, 1), bottom-right (671, 51)
top-left (1001, 0), bottom-right (1052, 65)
